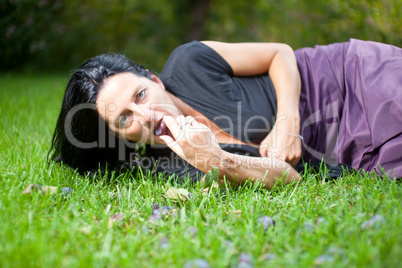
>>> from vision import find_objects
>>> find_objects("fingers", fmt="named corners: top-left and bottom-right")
top-left (289, 154), bottom-right (301, 167)
top-left (280, 148), bottom-right (301, 167)
top-left (163, 115), bottom-right (182, 140)
top-left (185, 115), bottom-right (196, 124)
top-left (159, 135), bottom-right (184, 158)
top-left (180, 116), bottom-right (198, 135)
top-left (161, 115), bottom-right (223, 173)
top-left (162, 115), bottom-right (201, 151)
top-left (260, 145), bottom-right (298, 165)
top-left (177, 115), bottom-right (190, 128)
top-left (260, 129), bottom-right (302, 165)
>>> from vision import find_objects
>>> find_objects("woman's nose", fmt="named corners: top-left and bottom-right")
top-left (133, 106), bottom-right (153, 125)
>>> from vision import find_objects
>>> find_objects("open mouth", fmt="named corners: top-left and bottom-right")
top-left (154, 118), bottom-right (173, 139)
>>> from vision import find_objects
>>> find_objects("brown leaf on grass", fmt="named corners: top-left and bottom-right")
top-left (22, 184), bottom-right (58, 195)
top-left (41, 186), bottom-right (58, 195)
top-left (164, 187), bottom-right (191, 201)
top-left (22, 184), bottom-right (42, 194)
top-left (202, 181), bottom-right (220, 196)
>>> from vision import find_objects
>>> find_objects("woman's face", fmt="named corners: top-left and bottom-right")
top-left (96, 72), bottom-right (181, 145)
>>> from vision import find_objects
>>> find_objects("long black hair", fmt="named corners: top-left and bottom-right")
top-left (48, 53), bottom-right (152, 175)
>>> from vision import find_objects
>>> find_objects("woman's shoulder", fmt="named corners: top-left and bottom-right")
top-left (165, 40), bottom-right (222, 66)
top-left (171, 40), bottom-right (204, 53)
top-left (165, 42), bottom-right (196, 70)
top-left (161, 40), bottom-right (232, 81)
top-left (171, 40), bottom-right (220, 55)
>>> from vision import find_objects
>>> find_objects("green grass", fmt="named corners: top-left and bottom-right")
top-left (0, 74), bottom-right (401, 268)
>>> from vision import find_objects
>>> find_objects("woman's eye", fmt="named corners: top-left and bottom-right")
top-left (119, 115), bottom-right (130, 128)
top-left (136, 89), bottom-right (146, 101)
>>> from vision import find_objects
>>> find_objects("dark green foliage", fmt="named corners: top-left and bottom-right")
top-left (205, 0), bottom-right (402, 49)
top-left (0, 0), bottom-right (62, 70)
top-left (1, 0), bottom-right (401, 72)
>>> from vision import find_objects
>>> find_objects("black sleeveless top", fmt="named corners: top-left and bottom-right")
top-left (145, 41), bottom-right (277, 182)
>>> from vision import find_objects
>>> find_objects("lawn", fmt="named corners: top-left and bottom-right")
top-left (0, 74), bottom-right (401, 267)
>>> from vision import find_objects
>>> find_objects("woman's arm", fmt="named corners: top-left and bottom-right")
top-left (160, 115), bottom-right (300, 190)
top-left (201, 41), bottom-right (302, 166)
top-left (215, 149), bottom-right (300, 189)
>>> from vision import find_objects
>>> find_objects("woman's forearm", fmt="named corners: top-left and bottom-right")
top-left (161, 115), bottom-right (301, 189)
top-left (215, 150), bottom-right (301, 189)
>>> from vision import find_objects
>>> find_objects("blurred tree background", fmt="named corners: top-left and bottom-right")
top-left (1, 0), bottom-right (401, 72)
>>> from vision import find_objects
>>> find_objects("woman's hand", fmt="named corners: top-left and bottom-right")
top-left (259, 116), bottom-right (302, 167)
top-left (159, 115), bottom-right (224, 173)
top-left (160, 115), bottom-right (301, 189)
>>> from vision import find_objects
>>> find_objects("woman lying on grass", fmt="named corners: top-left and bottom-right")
top-left (49, 39), bottom-right (402, 188)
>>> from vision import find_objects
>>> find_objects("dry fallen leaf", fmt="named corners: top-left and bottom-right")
top-left (202, 181), bottom-right (220, 196)
top-left (22, 184), bottom-right (42, 194)
top-left (22, 184), bottom-right (58, 195)
top-left (165, 187), bottom-right (191, 201)
top-left (41, 186), bottom-right (58, 195)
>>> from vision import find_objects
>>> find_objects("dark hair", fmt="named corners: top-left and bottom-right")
top-left (48, 53), bottom-right (152, 175)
